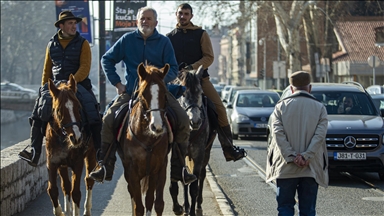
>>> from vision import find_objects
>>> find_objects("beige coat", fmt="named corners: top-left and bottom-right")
top-left (266, 90), bottom-right (329, 188)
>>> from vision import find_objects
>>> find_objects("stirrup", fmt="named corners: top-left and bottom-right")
top-left (182, 166), bottom-right (196, 185)
top-left (90, 165), bottom-right (107, 183)
top-left (18, 146), bottom-right (35, 162)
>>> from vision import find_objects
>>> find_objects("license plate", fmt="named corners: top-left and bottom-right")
top-left (254, 123), bottom-right (267, 128)
top-left (334, 152), bottom-right (366, 160)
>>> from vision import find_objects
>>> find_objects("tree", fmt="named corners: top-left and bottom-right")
top-left (1, 1), bottom-right (56, 84)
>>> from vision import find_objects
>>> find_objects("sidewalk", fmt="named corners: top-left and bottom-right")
top-left (15, 157), bottom-right (231, 216)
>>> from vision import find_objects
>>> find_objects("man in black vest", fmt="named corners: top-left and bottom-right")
top-left (18, 11), bottom-right (102, 167)
top-left (167, 3), bottom-right (246, 162)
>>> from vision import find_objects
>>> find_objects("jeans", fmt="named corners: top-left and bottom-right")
top-left (276, 177), bottom-right (319, 216)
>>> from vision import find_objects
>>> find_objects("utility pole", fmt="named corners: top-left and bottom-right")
top-left (98, 0), bottom-right (106, 113)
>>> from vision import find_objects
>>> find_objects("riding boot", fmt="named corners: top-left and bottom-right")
top-left (18, 119), bottom-right (44, 167)
top-left (90, 123), bottom-right (102, 152)
top-left (170, 142), bottom-right (197, 185)
top-left (218, 125), bottom-right (247, 162)
top-left (89, 141), bottom-right (116, 182)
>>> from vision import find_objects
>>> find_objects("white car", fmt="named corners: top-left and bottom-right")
top-left (366, 85), bottom-right (384, 95)
top-left (221, 85), bottom-right (235, 100)
top-left (1, 82), bottom-right (38, 100)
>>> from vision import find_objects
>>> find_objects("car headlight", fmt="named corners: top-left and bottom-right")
top-left (235, 114), bottom-right (250, 123)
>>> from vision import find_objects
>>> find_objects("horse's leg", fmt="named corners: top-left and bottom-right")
top-left (70, 159), bottom-right (84, 216)
top-left (83, 146), bottom-right (97, 216)
top-left (144, 176), bottom-right (155, 215)
top-left (58, 167), bottom-right (73, 216)
top-left (154, 161), bottom-right (167, 215)
top-left (125, 169), bottom-right (144, 216)
top-left (47, 163), bottom-right (65, 216)
top-left (169, 181), bottom-right (183, 215)
top-left (196, 167), bottom-right (206, 216)
top-left (183, 184), bottom-right (190, 215)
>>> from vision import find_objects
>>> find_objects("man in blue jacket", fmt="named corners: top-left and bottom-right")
top-left (89, 7), bottom-right (196, 185)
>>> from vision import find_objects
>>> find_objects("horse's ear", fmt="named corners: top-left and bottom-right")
top-left (138, 62), bottom-right (146, 81)
top-left (161, 64), bottom-right (170, 79)
top-left (68, 74), bottom-right (77, 93)
top-left (48, 79), bottom-right (59, 98)
top-left (195, 65), bottom-right (204, 79)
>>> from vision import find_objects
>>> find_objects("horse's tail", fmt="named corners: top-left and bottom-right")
top-left (141, 176), bottom-right (149, 195)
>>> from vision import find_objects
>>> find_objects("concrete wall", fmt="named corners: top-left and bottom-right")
top-left (1, 140), bottom-right (47, 216)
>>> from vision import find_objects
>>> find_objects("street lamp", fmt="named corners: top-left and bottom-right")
top-left (259, 38), bottom-right (267, 89)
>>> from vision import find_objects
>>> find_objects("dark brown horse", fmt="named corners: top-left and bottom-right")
top-left (117, 63), bottom-right (170, 216)
top-left (46, 74), bottom-right (97, 216)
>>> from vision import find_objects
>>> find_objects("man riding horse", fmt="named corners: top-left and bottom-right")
top-left (167, 3), bottom-right (246, 162)
top-left (89, 6), bottom-right (197, 185)
top-left (18, 11), bottom-right (102, 166)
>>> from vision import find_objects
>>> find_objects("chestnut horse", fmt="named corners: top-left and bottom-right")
top-left (117, 63), bottom-right (170, 216)
top-left (46, 74), bottom-right (97, 216)
top-left (170, 66), bottom-right (217, 216)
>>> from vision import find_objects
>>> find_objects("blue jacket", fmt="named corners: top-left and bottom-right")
top-left (101, 29), bottom-right (178, 96)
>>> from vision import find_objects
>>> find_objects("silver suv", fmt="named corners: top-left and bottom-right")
top-left (267, 82), bottom-right (384, 180)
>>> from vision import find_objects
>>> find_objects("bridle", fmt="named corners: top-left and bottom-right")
top-left (183, 96), bottom-right (208, 143)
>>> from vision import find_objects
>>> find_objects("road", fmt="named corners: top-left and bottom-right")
top-left (208, 137), bottom-right (384, 215)
top-left (9, 135), bottom-right (384, 215)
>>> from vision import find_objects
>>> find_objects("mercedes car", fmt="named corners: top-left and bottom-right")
top-left (267, 82), bottom-right (384, 180)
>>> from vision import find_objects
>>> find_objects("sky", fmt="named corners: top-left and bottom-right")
top-left (90, 1), bottom-right (212, 36)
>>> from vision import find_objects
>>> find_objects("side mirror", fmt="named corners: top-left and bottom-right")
top-left (380, 109), bottom-right (384, 117)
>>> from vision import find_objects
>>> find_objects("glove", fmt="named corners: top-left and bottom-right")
top-left (184, 65), bottom-right (193, 71)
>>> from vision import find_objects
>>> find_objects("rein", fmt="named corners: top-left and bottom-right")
top-left (129, 97), bottom-right (167, 176)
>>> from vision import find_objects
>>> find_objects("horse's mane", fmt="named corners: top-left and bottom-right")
top-left (178, 70), bottom-right (202, 96)
top-left (136, 65), bottom-right (167, 96)
top-left (52, 83), bottom-right (81, 121)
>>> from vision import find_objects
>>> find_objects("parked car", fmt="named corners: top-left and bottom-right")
top-left (213, 84), bottom-right (224, 96)
top-left (1, 82), bottom-right (38, 100)
top-left (221, 85), bottom-right (235, 100)
top-left (371, 94), bottom-right (384, 112)
top-left (223, 86), bottom-right (260, 106)
top-left (267, 82), bottom-right (384, 180)
top-left (366, 85), bottom-right (384, 95)
top-left (227, 90), bottom-right (280, 139)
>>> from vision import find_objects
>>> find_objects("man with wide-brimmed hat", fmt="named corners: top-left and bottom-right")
top-left (18, 10), bottom-right (102, 167)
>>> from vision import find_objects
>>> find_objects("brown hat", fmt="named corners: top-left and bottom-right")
top-left (289, 71), bottom-right (311, 87)
top-left (55, 11), bottom-right (82, 28)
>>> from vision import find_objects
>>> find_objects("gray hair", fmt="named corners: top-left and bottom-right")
top-left (137, 6), bottom-right (158, 21)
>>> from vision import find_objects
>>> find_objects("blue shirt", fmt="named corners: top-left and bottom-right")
top-left (101, 29), bottom-right (178, 96)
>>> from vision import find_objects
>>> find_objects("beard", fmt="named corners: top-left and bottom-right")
top-left (139, 26), bottom-right (154, 37)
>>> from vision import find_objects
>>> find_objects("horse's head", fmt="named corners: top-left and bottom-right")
top-left (177, 65), bottom-right (205, 130)
top-left (136, 63), bottom-right (169, 136)
top-left (48, 74), bottom-right (83, 148)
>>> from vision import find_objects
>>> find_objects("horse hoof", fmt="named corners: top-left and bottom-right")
top-left (173, 205), bottom-right (183, 215)
top-left (196, 208), bottom-right (203, 216)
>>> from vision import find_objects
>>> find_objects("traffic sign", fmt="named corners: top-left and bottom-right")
top-left (368, 55), bottom-right (381, 68)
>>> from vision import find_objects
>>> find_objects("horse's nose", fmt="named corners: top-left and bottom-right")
top-left (69, 134), bottom-right (76, 144)
top-left (190, 118), bottom-right (202, 130)
top-left (150, 123), bottom-right (164, 133)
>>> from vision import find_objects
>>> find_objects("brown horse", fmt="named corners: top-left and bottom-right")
top-left (46, 74), bottom-right (97, 216)
top-left (117, 63), bottom-right (170, 216)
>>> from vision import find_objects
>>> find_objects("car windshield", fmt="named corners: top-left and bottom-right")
top-left (236, 93), bottom-right (280, 107)
top-left (311, 91), bottom-right (377, 115)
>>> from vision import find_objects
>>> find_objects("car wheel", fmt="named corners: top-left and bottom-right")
top-left (22, 94), bottom-right (30, 99)
top-left (379, 172), bottom-right (384, 181)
